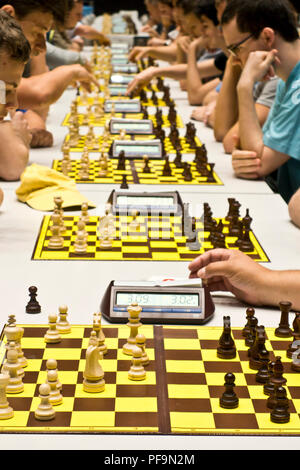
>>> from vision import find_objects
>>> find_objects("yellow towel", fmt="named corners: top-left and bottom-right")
top-left (16, 164), bottom-right (96, 211)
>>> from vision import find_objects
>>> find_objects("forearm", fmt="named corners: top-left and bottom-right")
top-left (187, 47), bottom-right (204, 105)
top-left (237, 83), bottom-right (264, 155)
top-left (0, 123), bottom-right (29, 181)
top-left (214, 61), bottom-right (240, 142)
top-left (153, 63), bottom-right (188, 80)
top-left (146, 44), bottom-right (177, 63)
top-left (261, 269), bottom-right (300, 310)
top-left (17, 66), bottom-right (77, 109)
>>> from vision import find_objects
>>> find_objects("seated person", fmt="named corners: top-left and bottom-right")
top-left (188, 248), bottom-right (300, 310)
top-left (140, 0), bottom-right (163, 38)
top-left (127, 0), bottom-right (225, 106)
top-left (1, 0), bottom-right (99, 151)
top-left (146, 0), bottom-right (177, 46)
top-left (220, 0), bottom-right (300, 203)
top-left (0, 10), bottom-right (31, 181)
top-left (49, 0), bottom-right (110, 52)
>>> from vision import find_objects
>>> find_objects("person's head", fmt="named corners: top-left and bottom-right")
top-left (221, 0), bottom-right (299, 67)
top-left (182, 0), bottom-right (219, 42)
top-left (171, 0), bottom-right (185, 28)
top-left (0, 10), bottom-right (31, 120)
top-left (145, 0), bottom-right (161, 23)
top-left (157, 0), bottom-right (173, 20)
top-left (65, 0), bottom-right (83, 29)
top-left (0, 0), bottom-right (68, 56)
top-left (215, 0), bottom-right (226, 23)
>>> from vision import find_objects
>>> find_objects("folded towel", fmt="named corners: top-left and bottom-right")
top-left (16, 164), bottom-right (96, 211)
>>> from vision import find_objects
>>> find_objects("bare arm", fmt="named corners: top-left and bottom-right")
top-left (74, 24), bottom-right (110, 45)
top-left (0, 117), bottom-right (31, 181)
top-left (213, 56), bottom-right (241, 142)
top-left (188, 248), bottom-right (300, 310)
top-left (16, 64), bottom-right (99, 110)
top-left (223, 103), bottom-right (271, 154)
top-left (288, 189), bottom-right (300, 228)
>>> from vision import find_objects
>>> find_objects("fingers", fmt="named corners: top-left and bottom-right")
top-left (126, 78), bottom-right (140, 96)
top-left (232, 149), bottom-right (261, 175)
top-left (188, 248), bottom-right (232, 274)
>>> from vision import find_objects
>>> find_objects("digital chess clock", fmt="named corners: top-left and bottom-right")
top-left (109, 139), bottom-right (163, 159)
top-left (104, 99), bottom-right (141, 113)
top-left (110, 74), bottom-right (135, 85)
top-left (111, 43), bottom-right (129, 53)
top-left (109, 118), bottom-right (153, 135)
top-left (108, 85), bottom-right (128, 97)
top-left (107, 190), bottom-right (183, 214)
top-left (112, 64), bottom-right (138, 74)
top-left (101, 279), bottom-right (215, 324)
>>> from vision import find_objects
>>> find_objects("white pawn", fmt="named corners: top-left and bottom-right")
top-left (47, 370), bottom-right (63, 405)
top-left (128, 345), bottom-right (146, 381)
top-left (46, 359), bottom-right (62, 391)
top-left (0, 373), bottom-right (14, 419)
top-left (5, 347), bottom-right (24, 394)
top-left (34, 383), bottom-right (56, 421)
top-left (74, 219), bottom-right (88, 254)
top-left (57, 305), bottom-right (71, 334)
top-left (44, 314), bottom-right (61, 344)
top-left (136, 334), bottom-right (149, 366)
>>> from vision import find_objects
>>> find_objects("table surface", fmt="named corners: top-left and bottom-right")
top-left (0, 32), bottom-right (299, 450)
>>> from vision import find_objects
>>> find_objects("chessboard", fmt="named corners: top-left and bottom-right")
top-left (1, 322), bottom-right (300, 435)
top-left (63, 134), bottom-right (200, 154)
top-left (75, 96), bottom-right (173, 108)
top-left (62, 112), bottom-right (184, 129)
top-left (31, 212), bottom-right (269, 262)
top-left (52, 158), bottom-right (223, 186)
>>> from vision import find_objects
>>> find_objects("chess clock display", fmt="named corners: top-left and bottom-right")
top-left (108, 84), bottom-right (128, 96)
top-left (109, 118), bottom-right (153, 135)
top-left (112, 64), bottom-right (138, 74)
top-left (107, 189), bottom-right (183, 214)
top-left (110, 74), bottom-right (135, 85)
top-left (104, 99), bottom-right (141, 113)
top-left (101, 280), bottom-right (215, 324)
top-left (109, 139), bottom-right (163, 159)
top-left (111, 54), bottom-right (129, 65)
top-left (111, 43), bottom-right (130, 53)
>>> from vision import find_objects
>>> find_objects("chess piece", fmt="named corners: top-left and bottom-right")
top-left (123, 303), bottom-right (142, 356)
top-left (46, 359), bottom-right (62, 391)
top-left (255, 348), bottom-right (270, 383)
top-left (34, 383), bottom-right (56, 421)
top-left (83, 342), bottom-right (105, 393)
top-left (74, 219), bottom-right (88, 254)
top-left (287, 312), bottom-right (300, 358)
top-left (128, 345), bottom-right (146, 381)
top-left (44, 314), bottom-right (61, 344)
top-left (242, 307), bottom-right (256, 337)
top-left (48, 213), bottom-right (64, 250)
top-left (26, 286), bottom-right (41, 314)
top-left (266, 357), bottom-right (287, 409)
top-left (120, 174), bottom-right (129, 189)
top-left (263, 360), bottom-right (276, 396)
top-left (291, 343), bottom-right (300, 372)
top-left (80, 202), bottom-right (90, 224)
top-left (219, 373), bottom-right (239, 409)
top-left (248, 325), bottom-right (269, 370)
top-left (5, 347), bottom-right (24, 394)
top-left (270, 386), bottom-right (290, 424)
top-left (47, 369), bottom-right (63, 405)
top-left (136, 334), bottom-right (149, 366)
top-left (142, 155), bottom-right (151, 173)
top-left (57, 305), bottom-right (71, 334)
top-left (0, 373), bottom-right (14, 420)
top-left (217, 316), bottom-right (236, 359)
top-left (275, 301), bottom-right (293, 337)
top-left (92, 312), bottom-right (107, 356)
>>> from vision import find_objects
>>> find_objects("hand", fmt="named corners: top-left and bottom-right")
top-left (98, 33), bottom-right (110, 46)
top-left (0, 187), bottom-right (3, 206)
top-left (72, 64), bottom-right (100, 92)
top-left (191, 101), bottom-right (216, 126)
top-left (30, 128), bottom-right (53, 148)
top-left (231, 135), bottom-right (261, 179)
top-left (189, 36), bottom-right (206, 52)
top-left (11, 111), bottom-right (32, 148)
top-left (129, 47), bottom-right (151, 62)
top-left (176, 35), bottom-right (192, 55)
top-left (126, 66), bottom-right (157, 96)
top-left (238, 49), bottom-right (280, 88)
top-left (188, 248), bottom-right (270, 306)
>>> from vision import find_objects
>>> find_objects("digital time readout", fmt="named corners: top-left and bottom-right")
top-left (116, 292), bottom-right (199, 307)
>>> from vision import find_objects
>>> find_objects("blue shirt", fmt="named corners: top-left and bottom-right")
top-left (263, 61), bottom-right (300, 202)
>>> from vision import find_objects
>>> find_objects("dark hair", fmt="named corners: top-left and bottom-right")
top-left (0, 10), bottom-right (31, 62)
top-left (182, 0), bottom-right (218, 25)
top-left (221, 0), bottom-right (299, 42)
top-left (288, 0), bottom-right (300, 14)
top-left (0, 0), bottom-right (69, 26)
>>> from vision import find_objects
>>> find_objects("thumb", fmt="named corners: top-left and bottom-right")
top-left (232, 134), bottom-right (240, 150)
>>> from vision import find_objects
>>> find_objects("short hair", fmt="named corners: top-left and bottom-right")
top-left (182, 0), bottom-right (218, 25)
top-left (221, 0), bottom-right (299, 42)
top-left (288, 0), bottom-right (300, 14)
top-left (0, 0), bottom-right (69, 26)
top-left (0, 10), bottom-right (31, 62)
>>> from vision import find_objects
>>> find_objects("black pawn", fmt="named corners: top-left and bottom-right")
top-left (26, 286), bottom-right (41, 314)
top-left (256, 348), bottom-right (270, 384)
top-left (120, 175), bottom-right (129, 189)
top-left (242, 307), bottom-right (256, 337)
top-left (270, 386), bottom-right (290, 424)
top-left (219, 373), bottom-right (239, 409)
